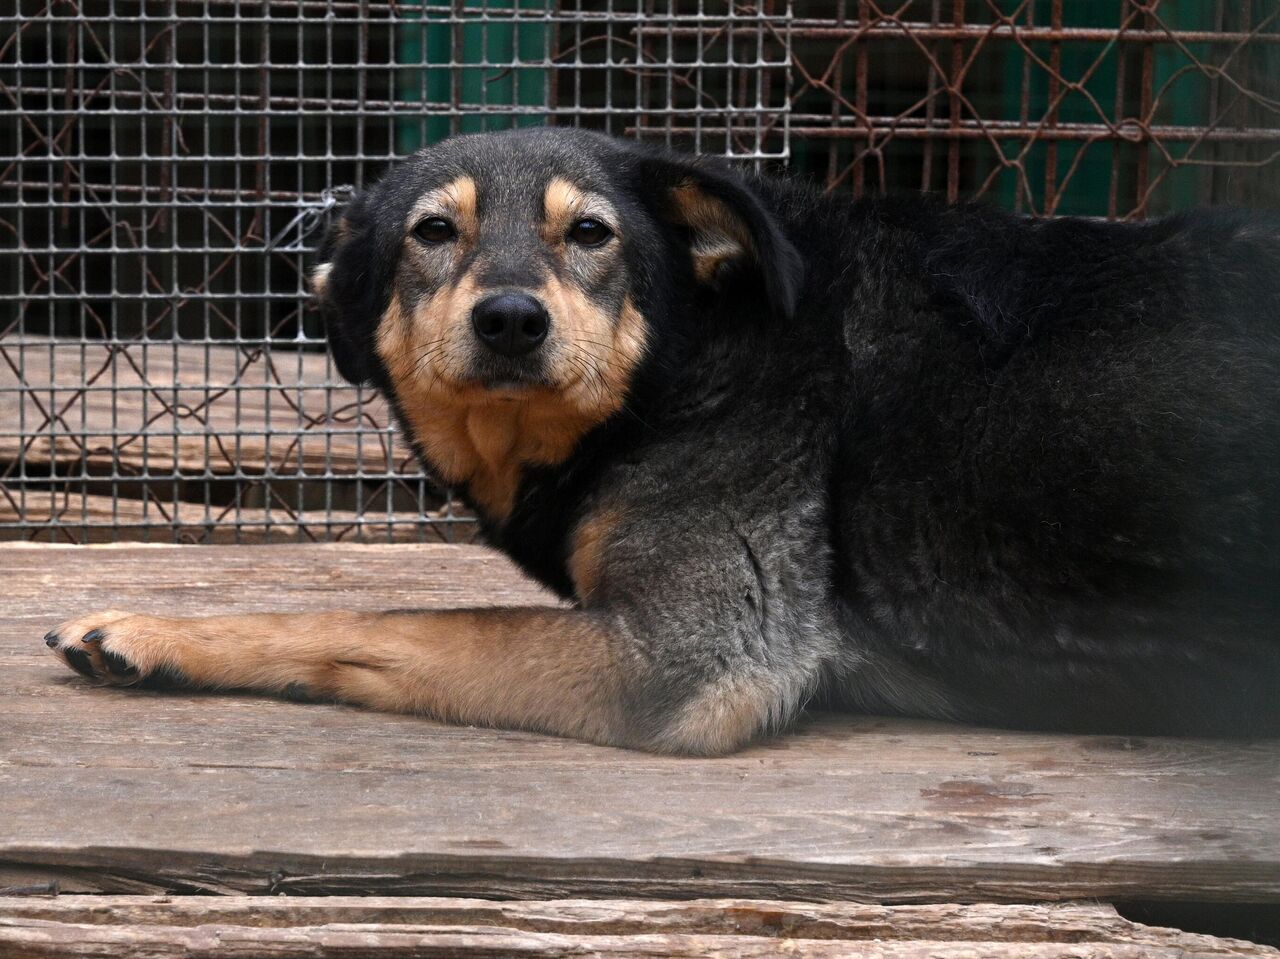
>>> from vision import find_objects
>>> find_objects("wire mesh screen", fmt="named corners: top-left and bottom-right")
top-left (2, 1), bottom-right (1277, 544)
top-left (787, 2), bottom-right (1279, 215)
top-left (0, 1), bottom-right (791, 543)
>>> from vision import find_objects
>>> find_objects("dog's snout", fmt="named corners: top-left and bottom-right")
top-left (471, 292), bottom-right (550, 357)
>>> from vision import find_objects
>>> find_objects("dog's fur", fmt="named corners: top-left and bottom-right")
top-left (46, 128), bottom-right (1280, 753)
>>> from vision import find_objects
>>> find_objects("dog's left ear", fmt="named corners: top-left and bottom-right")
top-left (308, 189), bottom-right (399, 386)
top-left (641, 154), bottom-right (804, 321)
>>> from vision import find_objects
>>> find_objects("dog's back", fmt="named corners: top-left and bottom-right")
top-left (760, 192), bottom-right (1280, 734)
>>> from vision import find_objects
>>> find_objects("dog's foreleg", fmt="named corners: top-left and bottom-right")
top-left (42, 605), bottom-right (805, 754)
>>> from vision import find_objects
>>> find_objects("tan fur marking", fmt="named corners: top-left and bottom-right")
top-left (689, 245), bottom-right (742, 285)
top-left (543, 177), bottom-right (586, 241)
top-left (541, 281), bottom-right (649, 422)
top-left (48, 607), bottom-right (628, 745)
top-left (408, 175), bottom-right (479, 239)
top-left (378, 280), bottom-right (649, 521)
top-left (669, 181), bottom-right (753, 282)
top-left (661, 674), bottom-right (779, 755)
top-left (569, 507), bottom-right (622, 604)
top-left (50, 606), bottom-right (780, 753)
top-left (542, 178), bottom-right (618, 244)
top-left (308, 261), bottom-right (333, 296)
top-left (382, 340), bottom-right (609, 519)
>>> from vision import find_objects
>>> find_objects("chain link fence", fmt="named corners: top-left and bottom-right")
top-left (2, 1), bottom-right (1277, 544)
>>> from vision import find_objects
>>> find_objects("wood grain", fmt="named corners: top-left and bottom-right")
top-left (1, 543), bottom-right (1278, 904)
top-left (0, 897), bottom-right (1274, 957)
top-left (0, 492), bottom-right (445, 545)
top-left (0, 339), bottom-right (410, 476)
top-left (4, 922), bottom-right (1263, 959)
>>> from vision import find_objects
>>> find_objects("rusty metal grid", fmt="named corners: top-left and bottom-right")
top-left (2, 1), bottom-right (1278, 545)
top-left (785, 1), bottom-right (1279, 217)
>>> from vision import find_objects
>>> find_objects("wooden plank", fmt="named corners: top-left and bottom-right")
top-left (4, 921), bottom-right (1260, 959)
top-left (0, 897), bottom-right (1274, 957)
top-left (0, 338), bottom-right (413, 476)
top-left (0, 896), bottom-right (1270, 950)
top-left (1, 543), bottom-right (1279, 904)
top-left (0, 492), bottom-right (451, 545)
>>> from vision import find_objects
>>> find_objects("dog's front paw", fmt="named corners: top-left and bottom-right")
top-left (43, 611), bottom-right (175, 686)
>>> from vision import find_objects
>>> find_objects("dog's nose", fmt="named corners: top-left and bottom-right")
top-left (471, 293), bottom-right (550, 357)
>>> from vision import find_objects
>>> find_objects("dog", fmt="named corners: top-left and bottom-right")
top-left (44, 127), bottom-right (1280, 753)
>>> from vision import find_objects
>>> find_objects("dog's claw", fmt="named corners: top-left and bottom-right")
top-left (82, 629), bottom-right (104, 644)
top-left (43, 630), bottom-right (60, 649)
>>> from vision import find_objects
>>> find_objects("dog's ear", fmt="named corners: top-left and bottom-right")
top-left (309, 190), bottom-right (398, 386)
top-left (640, 153), bottom-right (804, 321)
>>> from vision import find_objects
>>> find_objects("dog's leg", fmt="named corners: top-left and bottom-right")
top-left (43, 600), bottom-right (822, 753)
top-left (43, 505), bottom-right (838, 753)
top-left (42, 607), bottom-right (646, 747)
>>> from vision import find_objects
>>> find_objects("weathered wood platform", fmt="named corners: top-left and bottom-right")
top-left (1, 542), bottom-right (1278, 953)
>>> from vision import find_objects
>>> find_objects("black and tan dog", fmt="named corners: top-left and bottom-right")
top-left (45, 128), bottom-right (1280, 753)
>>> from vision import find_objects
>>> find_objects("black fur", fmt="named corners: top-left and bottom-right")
top-left (321, 128), bottom-right (1280, 739)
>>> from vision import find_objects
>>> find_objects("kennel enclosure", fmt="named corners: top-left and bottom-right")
top-left (3, 1), bottom-right (1277, 543)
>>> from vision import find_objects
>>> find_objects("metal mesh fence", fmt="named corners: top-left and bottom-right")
top-left (787, 2), bottom-right (1280, 215)
top-left (2, 1), bottom-right (1277, 544)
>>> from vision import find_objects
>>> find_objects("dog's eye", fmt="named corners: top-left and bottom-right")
top-left (413, 217), bottom-right (456, 244)
top-left (567, 218), bottom-right (612, 247)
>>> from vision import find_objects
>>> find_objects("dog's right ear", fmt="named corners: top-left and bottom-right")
top-left (310, 191), bottom-right (397, 386)
top-left (634, 151), bottom-right (804, 323)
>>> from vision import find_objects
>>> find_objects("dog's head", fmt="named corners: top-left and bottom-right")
top-left (311, 128), bottom-right (801, 505)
